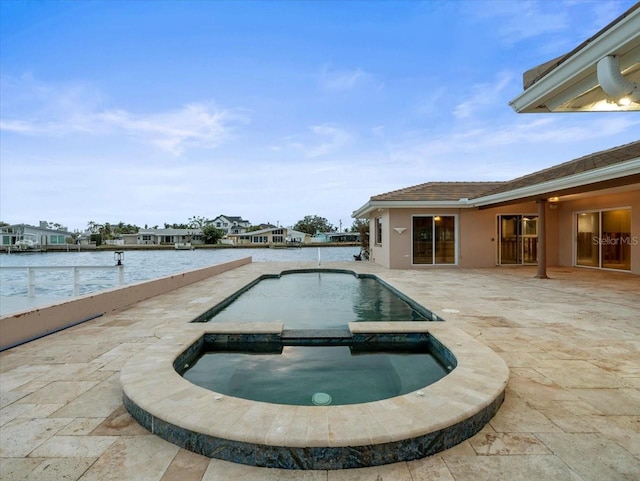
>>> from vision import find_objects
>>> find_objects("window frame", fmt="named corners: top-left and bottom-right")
top-left (411, 214), bottom-right (458, 266)
top-left (375, 217), bottom-right (383, 245)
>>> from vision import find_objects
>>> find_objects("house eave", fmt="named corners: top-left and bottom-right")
top-left (352, 159), bottom-right (640, 217)
top-left (509, 7), bottom-right (640, 113)
top-left (352, 200), bottom-right (471, 218)
top-left (471, 159), bottom-right (640, 206)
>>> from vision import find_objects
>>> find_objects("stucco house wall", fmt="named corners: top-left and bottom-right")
top-left (372, 201), bottom-right (560, 270)
top-left (369, 210), bottom-right (391, 268)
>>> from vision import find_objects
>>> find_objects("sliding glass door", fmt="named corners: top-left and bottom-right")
top-left (497, 215), bottom-right (538, 265)
top-left (576, 212), bottom-right (599, 267)
top-left (412, 216), bottom-right (456, 265)
top-left (576, 209), bottom-right (631, 271)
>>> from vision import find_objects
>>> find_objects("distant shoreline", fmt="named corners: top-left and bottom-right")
top-left (1, 242), bottom-right (361, 254)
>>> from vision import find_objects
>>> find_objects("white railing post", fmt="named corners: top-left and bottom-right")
top-left (28, 267), bottom-right (35, 297)
top-left (73, 267), bottom-right (80, 296)
top-left (1, 265), bottom-right (127, 300)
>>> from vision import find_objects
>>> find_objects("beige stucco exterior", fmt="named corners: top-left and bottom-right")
top-left (364, 186), bottom-right (638, 274)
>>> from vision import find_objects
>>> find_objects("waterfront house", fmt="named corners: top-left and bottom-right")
top-left (1, 221), bottom-right (75, 249)
top-left (229, 227), bottom-right (308, 246)
top-left (352, 141), bottom-right (640, 274)
top-left (136, 228), bottom-right (204, 246)
top-left (311, 231), bottom-right (361, 243)
top-left (211, 215), bottom-right (251, 235)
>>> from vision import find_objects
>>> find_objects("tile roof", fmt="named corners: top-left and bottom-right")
top-left (371, 182), bottom-right (505, 202)
top-left (369, 140), bottom-right (640, 204)
top-left (483, 139), bottom-right (640, 196)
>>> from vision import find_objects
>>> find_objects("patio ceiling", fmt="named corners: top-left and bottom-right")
top-left (509, 4), bottom-right (640, 113)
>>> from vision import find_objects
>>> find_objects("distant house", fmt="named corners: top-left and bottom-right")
top-left (229, 227), bottom-right (308, 246)
top-left (136, 228), bottom-right (204, 245)
top-left (211, 215), bottom-right (251, 235)
top-left (311, 232), bottom-right (361, 243)
top-left (1, 221), bottom-right (75, 249)
top-left (253, 223), bottom-right (277, 230)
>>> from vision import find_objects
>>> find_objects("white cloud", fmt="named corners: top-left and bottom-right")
top-left (385, 115), bottom-right (640, 180)
top-left (0, 76), bottom-right (248, 155)
top-left (465, 0), bottom-right (569, 43)
top-left (283, 124), bottom-right (353, 158)
top-left (318, 64), bottom-right (381, 92)
top-left (453, 72), bottom-right (512, 119)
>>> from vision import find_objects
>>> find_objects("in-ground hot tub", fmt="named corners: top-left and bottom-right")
top-left (122, 323), bottom-right (508, 469)
top-left (178, 332), bottom-right (454, 406)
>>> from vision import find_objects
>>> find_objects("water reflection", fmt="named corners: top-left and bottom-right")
top-left (203, 272), bottom-right (428, 328)
top-left (183, 345), bottom-right (447, 406)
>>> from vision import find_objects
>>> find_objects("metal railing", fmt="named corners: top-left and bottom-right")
top-left (0, 266), bottom-right (125, 298)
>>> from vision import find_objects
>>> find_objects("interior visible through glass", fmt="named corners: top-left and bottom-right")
top-left (576, 209), bottom-right (631, 270)
top-left (413, 215), bottom-right (456, 265)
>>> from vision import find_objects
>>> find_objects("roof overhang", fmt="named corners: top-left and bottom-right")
top-left (509, 6), bottom-right (640, 113)
top-left (352, 159), bottom-right (640, 217)
top-left (470, 159), bottom-right (640, 207)
top-left (352, 200), bottom-right (472, 218)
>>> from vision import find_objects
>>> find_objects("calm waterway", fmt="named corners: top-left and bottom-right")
top-left (0, 246), bottom-right (361, 315)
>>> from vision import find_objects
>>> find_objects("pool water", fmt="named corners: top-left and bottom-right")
top-left (196, 271), bottom-right (436, 328)
top-left (182, 343), bottom-right (449, 406)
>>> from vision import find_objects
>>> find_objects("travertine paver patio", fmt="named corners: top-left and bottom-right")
top-left (1, 261), bottom-right (639, 480)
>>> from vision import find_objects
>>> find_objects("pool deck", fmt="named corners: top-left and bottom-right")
top-left (1, 262), bottom-right (639, 480)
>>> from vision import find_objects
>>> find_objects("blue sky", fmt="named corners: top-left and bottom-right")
top-left (1, 0), bottom-right (639, 232)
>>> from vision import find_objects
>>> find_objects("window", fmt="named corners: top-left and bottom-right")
top-left (577, 208), bottom-right (631, 271)
top-left (49, 235), bottom-right (66, 245)
top-left (412, 216), bottom-right (456, 265)
top-left (497, 215), bottom-right (538, 265)
top-left (375, 217), bottom-right (383, 245)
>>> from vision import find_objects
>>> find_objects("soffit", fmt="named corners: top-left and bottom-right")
top-left (510, 5), bottom-right (640, 112)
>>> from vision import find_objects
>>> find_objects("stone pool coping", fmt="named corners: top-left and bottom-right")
top-left (121, 321), bottom-right (509, 469)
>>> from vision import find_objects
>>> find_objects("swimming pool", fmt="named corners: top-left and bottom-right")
top-left (121, 267), bottom-right (508, 469)
top-left (193, 269), bottom-right (441, 328)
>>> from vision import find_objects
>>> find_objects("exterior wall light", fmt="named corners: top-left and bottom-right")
top-left (393, 227), bottom-right (407, 234)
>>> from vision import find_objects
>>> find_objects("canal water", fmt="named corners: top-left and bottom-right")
top-left (0, 246), bottom-right (361, 316)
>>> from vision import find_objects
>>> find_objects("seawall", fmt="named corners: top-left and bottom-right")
top-left (0, 257), bottom-right (252, 351)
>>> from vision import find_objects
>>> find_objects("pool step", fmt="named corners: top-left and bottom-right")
top-left (281, 329), bottom-right (353, 345)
